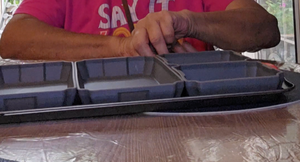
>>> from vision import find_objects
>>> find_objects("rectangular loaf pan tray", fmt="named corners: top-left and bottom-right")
top-left (75, 56), bottom-right (184, 104)
top-left (173, 61), bottom-right (284, 96)
top-left (158, 50), bottom-right (248, 66)
top-left (0, 56), bottom-right (295, 124)
top-left (0, 74), bottom-right (294, 124)
top-left (0, 62), bottom-right (77, 111)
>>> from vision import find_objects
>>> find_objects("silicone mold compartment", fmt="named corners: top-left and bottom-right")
top-left (158, 50), bottom-right (248, 66)
top-left (76, 57), bottom-right (184, 104)
top-left (0, 62), bottom-right (76, 111)
top-left (174, 61), bottom-right (284, 96)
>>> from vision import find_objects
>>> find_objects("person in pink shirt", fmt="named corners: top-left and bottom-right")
top-left (0, 0), bottom-right (280, 60)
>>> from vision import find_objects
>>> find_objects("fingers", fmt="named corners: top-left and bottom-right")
top-left (159, 12), bottom-right (175, 45)
top-left (146, 21), bottom-right (169, 54)
top-left (135, 11), bottom-right (177, 55)
top-left (172, 41), bottom-right (186, 53)
top-left (131, 28), bottom-right (155, 57)
top-left (172, 41), bottom-right (198, 53)
top-left (181, 41), bottom-right (198, 52)
top-left (118, 30), bottom-right (154, 57)
top-left (129, 11), bottom-right (192, 56)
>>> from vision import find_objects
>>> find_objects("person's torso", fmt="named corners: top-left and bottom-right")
top-left (63, 0), bottom-right (219, 51)
top-left (64, 0), bottom-right (203, 36)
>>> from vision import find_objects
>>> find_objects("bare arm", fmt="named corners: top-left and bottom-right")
top-left (131, 0), bottom-right (280, 54)
top-left (187, 0), bottom-right (281, 52)
top-left (0, 14), bottom-right (135, 61)
top-left (0, 0), bottom-right (280, 60)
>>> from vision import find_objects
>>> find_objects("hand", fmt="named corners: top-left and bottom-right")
top-left (119, 10), bottom-right (192, 56)
top-left (171, 40), bottom-right (198, 53)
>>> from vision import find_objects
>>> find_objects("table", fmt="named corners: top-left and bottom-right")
top-left (0, 106), bottom-right (300, 161)
top-left (0, 60), bottom-right (300, 162)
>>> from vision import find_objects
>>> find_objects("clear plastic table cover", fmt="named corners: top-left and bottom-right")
top-left (0, 107), bottom-right (299, 161)
top-left (0, 58), bottom-right (299, 162)
top-left (0, 58), bottom-right (43, 65)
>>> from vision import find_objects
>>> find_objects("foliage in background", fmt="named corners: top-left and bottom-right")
top-left (263, 0), bottom-right (294, 35)
top-left (4, 0), bottom-right (21, 5)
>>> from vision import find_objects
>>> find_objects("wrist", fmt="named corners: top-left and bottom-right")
top-left (115, 36), bottom-right (128, 57)
top-left (106, 36), bottom-right (125, 57)
top-left (177, 10), bottom-right (206, 39)
top-left (175, 10), bottom-right (195, 38)
top-left (114, 36), bottom-right (136, 57)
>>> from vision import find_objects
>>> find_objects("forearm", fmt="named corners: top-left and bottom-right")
top-left (184, 1), bottom-right (280, 52)
top-left (0, 14), bottom-right (123, 61)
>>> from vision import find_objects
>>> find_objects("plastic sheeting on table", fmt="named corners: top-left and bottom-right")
top-left (0, 106), bottom-right (299, 161)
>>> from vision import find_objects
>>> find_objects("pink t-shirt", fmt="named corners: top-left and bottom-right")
top-left (15, 0), bottom-right (233, 51)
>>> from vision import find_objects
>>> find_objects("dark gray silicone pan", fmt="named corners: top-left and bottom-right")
top-left (173, 61), bottom-right (284, 96)
top-left (0, 62), bottom-right (77, 111)
top-left (0, 70), bottom-right (295, 124)
top-left (76, 56), bottom-right (184, 104)
top-left (158, 50), bottom-right (248, 66)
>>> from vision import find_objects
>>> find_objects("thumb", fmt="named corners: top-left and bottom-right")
top-left (182, 41), bottom-right (198, 52)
